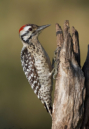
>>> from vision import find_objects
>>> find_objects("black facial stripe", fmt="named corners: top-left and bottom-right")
top-left (21, 31), bottom-right (29, 37)
top-left (20, 30), bottom-right (37, 43)
top-left (21, 31), bottom-right (32, 43)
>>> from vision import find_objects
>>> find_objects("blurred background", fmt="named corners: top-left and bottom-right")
top-left (0, 0), bottom-right (89, 129)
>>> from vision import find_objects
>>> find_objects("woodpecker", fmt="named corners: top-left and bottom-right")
top-left (19, 24), bottom-right (52, 116)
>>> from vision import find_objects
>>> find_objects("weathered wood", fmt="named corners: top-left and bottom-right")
top-left (52, 23), bottom-right (64, 79)
top-left (71, 27), bottom-right (80, 67)
top-left (56, 23), bottom-right (64, 47)
top-left (52, 21), bottom-right (85, 129)
top-left (81, 45), bottom-right (89, 129)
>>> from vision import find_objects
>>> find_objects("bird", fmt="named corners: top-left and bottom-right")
top-left (19, 24), bottom-right (53, 116)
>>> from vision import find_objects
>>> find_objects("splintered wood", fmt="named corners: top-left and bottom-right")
top-left (52, 21), bottom-right (86, 129)
top-left (71, 27), bottom-right (80, 67)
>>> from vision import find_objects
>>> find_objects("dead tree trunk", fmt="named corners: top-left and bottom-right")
top-left (52, 21), bottom-right (86, 129)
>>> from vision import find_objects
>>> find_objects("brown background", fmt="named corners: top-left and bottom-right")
top-left (0, 0), bottom-right (89, 129)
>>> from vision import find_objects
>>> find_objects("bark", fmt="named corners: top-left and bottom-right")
top-left (52, 21), bottom-right (86, 129)
top-left (71, 26), bottom-right (80, 67)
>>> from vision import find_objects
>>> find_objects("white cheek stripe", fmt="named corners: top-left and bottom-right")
top-left (20, 30), bottom-right (26, 35)
top-left (22, 31), bottom-right (32, 41)
top-left (24, 26), bottom-right (31, 31)
top-left (23, 35), bottom-right (29, 41)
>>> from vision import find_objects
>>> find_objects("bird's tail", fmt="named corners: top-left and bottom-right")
top-left (44, 102), bottom-right (52, 117)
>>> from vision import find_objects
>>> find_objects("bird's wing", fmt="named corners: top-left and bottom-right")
top-left (21, 47), bottom-right (40, 95)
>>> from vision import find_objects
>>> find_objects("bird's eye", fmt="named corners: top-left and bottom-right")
top-left (29, 28), bottom-right (32, 31)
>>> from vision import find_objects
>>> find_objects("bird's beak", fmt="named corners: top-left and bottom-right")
top-left (32, 24), bottom-right (51, 37)
top-left (36, 24), bottom-right (51, 32)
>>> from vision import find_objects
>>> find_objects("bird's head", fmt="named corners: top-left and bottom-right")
top-left (19, 24), bottom-right (50, 43)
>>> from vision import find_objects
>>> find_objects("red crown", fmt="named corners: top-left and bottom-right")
top-left (19, 25), bottom-right (26, 33)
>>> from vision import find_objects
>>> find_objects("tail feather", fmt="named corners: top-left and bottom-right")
top-left (44, 102), bottom-right (52, 117)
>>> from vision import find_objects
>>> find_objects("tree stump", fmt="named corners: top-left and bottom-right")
top-left (52, 21), bottom-right (86, 129)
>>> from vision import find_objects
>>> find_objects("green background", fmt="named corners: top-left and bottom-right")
top-left (0, 0), bottom-right (89, 129)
